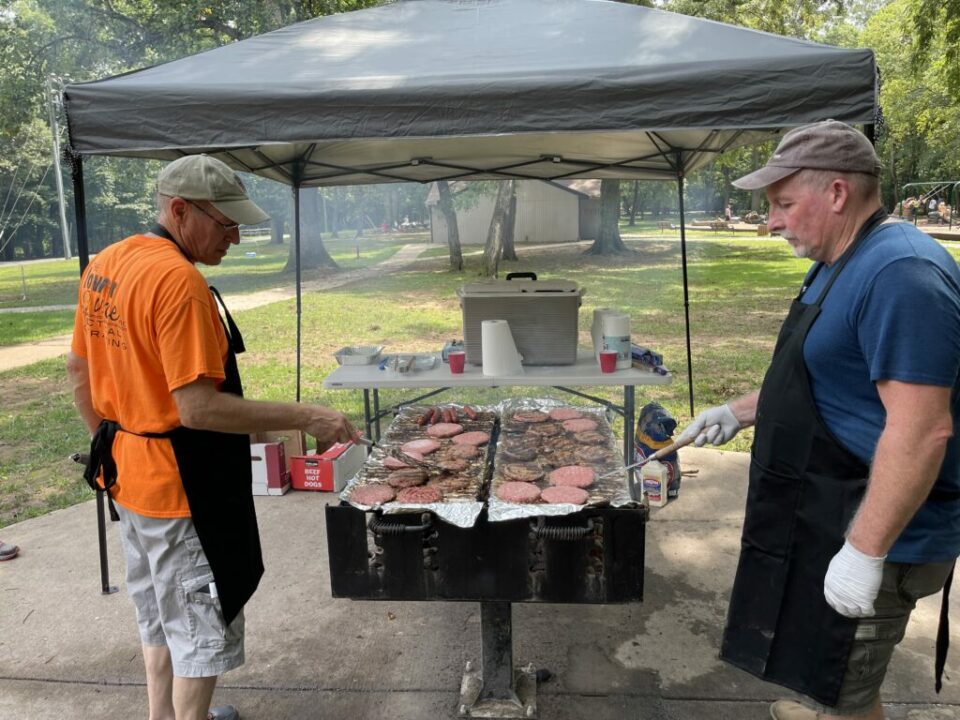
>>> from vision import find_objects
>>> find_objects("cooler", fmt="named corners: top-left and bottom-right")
top-left (458, 272), bottom-right (582, 366)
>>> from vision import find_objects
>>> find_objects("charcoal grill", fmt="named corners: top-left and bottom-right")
top-left (322, 354), bottom-right (665, 718)
top-left (326, 504), bottom-right (646, 718)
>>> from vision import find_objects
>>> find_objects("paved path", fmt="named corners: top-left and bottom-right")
top-left (0, 244), bottom-right (431, 373)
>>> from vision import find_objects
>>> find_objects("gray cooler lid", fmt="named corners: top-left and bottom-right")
top-left (458, 279), bottom-right (581, 297)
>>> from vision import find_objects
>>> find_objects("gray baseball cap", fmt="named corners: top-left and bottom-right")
top-left (157, 154), bottom-right (269, 225)
top-left (733, 120), bottom-right (882, 190)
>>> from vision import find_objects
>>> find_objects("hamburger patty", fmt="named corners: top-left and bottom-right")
top-left (573, 431), bottom-right (606, 445)
top-left (401, 438), bottom-right (442, 455)
top-left (452, 431), bottom-right (490, 446)
top-left (548, 407), bottom-right (583, 421)
top-left (426, 422), bottom-right (464, 438)
top-left (396, 485), bottom-right (444, 504)
top-left (448, 444), bottom-right (480, 458)
top-left (548, 465), bottom-right (595, 488)
top-left (576, 446), bottom-right (610, 464)
top-left (349, 484), bottom-right (396, 505)
top-left (512, 410), bottom-right (549, 423)
top-left (562, 418), bottom-right (598, 433)
top-left (386, 468), bottom-right (429, 488)
top-left (502, 463), bottom-right (544, 483)
top-left (496, 481), bottom-right (542, 504)
top-left (540, 485), bottom-right (589, 505)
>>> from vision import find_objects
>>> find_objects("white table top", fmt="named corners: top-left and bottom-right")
top-left (323, 349), bottom-right (671, 390)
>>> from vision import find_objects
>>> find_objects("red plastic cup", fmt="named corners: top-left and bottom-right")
top-left (448, 350), bottom-right (466, 374)
top-left (599, 350), bottom-right (618, 373)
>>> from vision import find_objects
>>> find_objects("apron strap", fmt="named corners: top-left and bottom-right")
top-left (83, 419), bottom-right (178, 521)
top-left (208, 285), bottom-right (245, 354)
top-left (936, 564), bottom-right (954, 692)
top-left (804, 207), bottom-right (890, 306)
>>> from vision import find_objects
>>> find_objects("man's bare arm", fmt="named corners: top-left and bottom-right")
top-left (846, 379), bottom-right (953, 556)
top-left (66, 352), bottom-right (102, 434)
top-left (172, 378), bottom-right (359, 449)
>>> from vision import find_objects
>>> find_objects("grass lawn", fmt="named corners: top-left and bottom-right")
top-left (0, 232), bottom-right (421, 346)
top-left (3, 228), bottom-right (959, 528)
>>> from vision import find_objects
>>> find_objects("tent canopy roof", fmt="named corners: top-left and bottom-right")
top-left (64, 0), bottom-right (877, 187)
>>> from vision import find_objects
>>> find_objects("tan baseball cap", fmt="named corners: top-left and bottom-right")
top-left (733, 120), bottom-right (882, 190)
top-left (157, 154), bottom-right (269, 225)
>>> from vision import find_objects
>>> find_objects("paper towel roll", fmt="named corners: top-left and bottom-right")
top-left (481, 319), bottom-right (524, 376)
top-left (592, 308), bottom-right (617, 358)
top-left (601, 312), bottom-right (632, 369)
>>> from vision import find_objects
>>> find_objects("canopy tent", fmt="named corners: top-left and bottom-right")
top-left (63, 0), bottom-right (878, 414)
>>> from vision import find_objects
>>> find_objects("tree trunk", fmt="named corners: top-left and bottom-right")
top-left (436, 180), bottom-right (463, 271)
top-left (585, 179), bottom-right (628, 255)
top-left (330, 188), bottom-right (340, 239)
top-left (750, 146), bottom-right (763, 213)
top-left (481, 180), bottom-right (514, 276)
top-left (628, 180), bottom-right (639, 225)
top-left (502, 182), bottom-right (518, 261)
top-left (284, 187), bottom-right (338, 272)
top-left (270, 215), bottom-right (284, 244)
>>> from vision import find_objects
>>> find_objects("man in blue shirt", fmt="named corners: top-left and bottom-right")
top-left (681, 120), bottom-right (960, 720)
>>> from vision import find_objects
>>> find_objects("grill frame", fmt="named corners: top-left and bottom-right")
top-left (326, 503), bottom-right (646, 603)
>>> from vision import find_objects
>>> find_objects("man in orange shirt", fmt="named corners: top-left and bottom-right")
top-left (67, 155), bottom-right (358, 720)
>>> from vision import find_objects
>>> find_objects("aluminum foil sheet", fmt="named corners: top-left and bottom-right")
top-left (339, 403), bottom-right (496, 528)
top-left (487, 397), bottom-right (637, 522)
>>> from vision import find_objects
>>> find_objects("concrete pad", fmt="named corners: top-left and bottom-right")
top-left (1, 447), bottom-right (959, 719)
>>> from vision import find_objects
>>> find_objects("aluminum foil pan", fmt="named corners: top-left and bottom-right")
top-left (339, 402), bottom-right (496, 528)
top-left (487, 397), bottom-right (635, 522)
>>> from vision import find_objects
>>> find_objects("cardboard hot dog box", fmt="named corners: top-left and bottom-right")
top-left (458, 272), bottom-right (582, 366)
top-left (290, 441), bottom-right (365, 492)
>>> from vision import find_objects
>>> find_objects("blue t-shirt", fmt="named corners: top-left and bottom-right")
top-left (801, 219), bottom-right (960, 563)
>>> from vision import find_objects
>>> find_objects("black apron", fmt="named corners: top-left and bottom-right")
top-left (84, 228), bottom-right (263, 626)
top-left (720, 209), bottom-right (887, 706)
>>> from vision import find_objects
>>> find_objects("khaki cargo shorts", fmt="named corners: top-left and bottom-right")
top-left (818, 559), bottom-right (954, 715)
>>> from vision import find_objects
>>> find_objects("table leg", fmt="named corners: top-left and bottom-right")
top-left (362, 389), bottom-right (373, 442)
top-left (373, 389), bottom-right (382, 441)
top-left (624, 385), bottom-right (636, 482)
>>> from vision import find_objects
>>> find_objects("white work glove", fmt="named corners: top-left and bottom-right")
top-left (679, 404), bottom-right (741, 447)
top-left (823, 540), bottom-right (886, 618)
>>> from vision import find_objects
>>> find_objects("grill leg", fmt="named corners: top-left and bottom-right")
top-left (459, 601), bottom-right (537, 718)
top-left (362, 389), bottom-right (373, 442)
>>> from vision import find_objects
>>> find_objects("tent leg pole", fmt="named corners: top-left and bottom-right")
top-left (70, 153), bottom-right (115, 593)
top-left (676, 163), bottom-right (695, 417)
top-left (70, 152), bottom-right (90, 274)
top-left (293, 182), bottom-right (302, 403)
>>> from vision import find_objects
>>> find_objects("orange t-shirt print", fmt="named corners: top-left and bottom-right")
top-left (72, 234), bottom-right (229, 518)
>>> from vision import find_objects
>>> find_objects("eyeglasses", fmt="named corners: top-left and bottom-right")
top-left (185, 199), bottom-right (240, 233)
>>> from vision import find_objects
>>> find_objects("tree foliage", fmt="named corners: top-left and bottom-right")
top-left (3, 0), bottom-right (960, 263)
